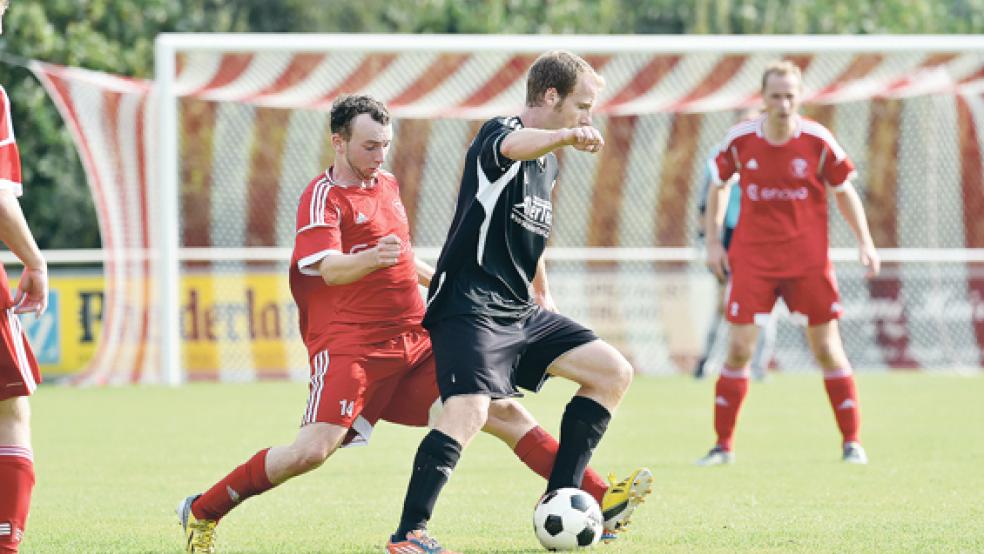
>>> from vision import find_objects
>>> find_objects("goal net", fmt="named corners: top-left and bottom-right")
top-left (32, 34), bottom-right (984, 383)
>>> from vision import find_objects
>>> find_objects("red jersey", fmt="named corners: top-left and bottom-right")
top-left (0, 86), bottom-right (21, 198)
top-left (0, 86), bottom-right (22, 304)
top-left (289, 169), bottom-right (423, 355)
top-left (713, 115), bottom-right (855, 276)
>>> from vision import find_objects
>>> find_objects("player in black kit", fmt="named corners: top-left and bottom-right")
top-left (386, 51), bottom-right (652, 554)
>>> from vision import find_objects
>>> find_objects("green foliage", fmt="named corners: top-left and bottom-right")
top-left (0, 0), bottom-right (980, 248)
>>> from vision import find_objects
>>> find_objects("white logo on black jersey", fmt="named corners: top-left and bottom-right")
top-left (511, 195), bottom-right (552, 237)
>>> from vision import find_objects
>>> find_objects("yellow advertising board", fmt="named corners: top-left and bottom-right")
top-left (20, 270), bottom-right (303, 378)
top-left (18, 272), bottom-right (104, 375)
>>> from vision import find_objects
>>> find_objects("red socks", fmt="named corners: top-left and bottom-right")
top-left (824, 369), bottom-right (861, 444)
top-left (0, 446), bottom-right (34, 554)
top-left (514, 426), bottom-right (608, 504)
top-left (192, 448), bottom-right (273, 521)
top-left (714, 366), bottom-right (750, 451)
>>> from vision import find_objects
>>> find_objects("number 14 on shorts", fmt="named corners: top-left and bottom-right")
top-left (339, 400), bottom-right (355, 417)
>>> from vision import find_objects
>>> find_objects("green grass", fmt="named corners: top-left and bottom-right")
top-left (25, 373), bottom-right (984, 553)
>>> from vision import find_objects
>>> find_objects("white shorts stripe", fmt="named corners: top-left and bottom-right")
top-left (7, 310), bottom-right (35, 394)
top-left (0, 445), bottom-right (33, 461)
top-left (303, 350), bottom-right (329, 424)
top-left (302, 352), bottom-right (319, 423)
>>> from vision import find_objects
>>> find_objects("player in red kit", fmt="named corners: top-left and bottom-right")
top-left (0, 2), bottom-right (50, 552)
top-left (176, 95), bottom-right (628, 553)
top-left (697, 61), bottom-right (880, 466)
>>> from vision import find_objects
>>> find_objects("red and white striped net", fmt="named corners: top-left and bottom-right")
top-left (31, 40), bottom-right (984, 381)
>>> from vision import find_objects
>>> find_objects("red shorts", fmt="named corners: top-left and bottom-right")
top-left (0, 309), bottom-right (41, 401)
top-left (725, 263), bottom-right (843, 326)
top-left (302, 326), bottom-right (439, 446)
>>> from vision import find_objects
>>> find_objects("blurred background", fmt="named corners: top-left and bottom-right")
top-left (1, 0), bottom-right (983, 384)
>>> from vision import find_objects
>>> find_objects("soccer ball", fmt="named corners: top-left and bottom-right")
top-left (532, 488), bottom-right (604, 550)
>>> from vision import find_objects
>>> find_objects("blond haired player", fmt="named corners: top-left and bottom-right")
top-left (697, 61), bottom-right (880, 466)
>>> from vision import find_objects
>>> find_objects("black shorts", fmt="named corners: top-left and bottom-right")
top-left (426, 308), bottom-right (599, 401)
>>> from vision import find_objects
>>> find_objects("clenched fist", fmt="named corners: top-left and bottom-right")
top-left (372, 234), bottom-right (403, 268)
top-left (564, 126), bottom-right (604, 154)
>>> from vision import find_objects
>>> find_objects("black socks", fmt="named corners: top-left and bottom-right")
top-left (546, 395), bottom-right (611, 492)
top-left (393, 429), bottom-right (462, 540)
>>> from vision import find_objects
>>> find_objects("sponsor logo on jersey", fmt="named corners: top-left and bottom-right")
top-left (790, 157), bottom-right (809, 178)
top-left (511, 195), bottom-right (552, 238)
top-left (745, 184), bottom-right (809, 202)
top-left (746, 158), bottom-right (759, 170)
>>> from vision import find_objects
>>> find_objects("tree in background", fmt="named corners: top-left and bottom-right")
top-left (0, 0), bottom-right (980, 248)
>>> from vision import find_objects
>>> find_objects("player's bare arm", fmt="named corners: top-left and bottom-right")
top-left (317, 233), bottom-right (402, 286)
top-left (833, 183), bottom-right (881, 278)
top-left (0, 189), bottom-right (47, 314)
top-left (414, 256), bottom-right (434, 288)
top-left (531, 256), bottom-right (557, 312)
top-left (703, 180), bottom-right (731, 283)
top-left (500, 126), bottom-right (604, 161)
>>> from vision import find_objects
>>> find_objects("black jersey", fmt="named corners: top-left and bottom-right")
top-left (424, 116), bottom-right (558, 325)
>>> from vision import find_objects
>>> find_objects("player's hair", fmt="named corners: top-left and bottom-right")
top-left (526, 50), bottom-right (602, 107)
top-left (330, 95), bottom-right (390, 140)
top-left (761, 60), bottom-right (803, 91)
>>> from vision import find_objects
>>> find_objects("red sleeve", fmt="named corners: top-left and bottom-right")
top-left (0, 87), bottom-right (22, 197)
top-left (713, 140), bottom-right (737, 187)
top-left (294, 184), bottom-right (343, 276)
top-left (805, 123), bottom-right (856, 189)
top-left (821, 138), bottom-right (856, 189)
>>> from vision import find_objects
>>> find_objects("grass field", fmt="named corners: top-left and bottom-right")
top-left (25, 373), bottom-right (984, 553)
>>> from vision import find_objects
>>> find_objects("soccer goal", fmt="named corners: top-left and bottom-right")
top-left (36, 34), bottom-right (984, 384)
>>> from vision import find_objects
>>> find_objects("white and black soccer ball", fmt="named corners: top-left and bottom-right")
top-left (533, 488), bottom-right (604, 551)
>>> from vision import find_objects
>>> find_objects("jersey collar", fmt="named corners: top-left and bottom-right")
top-left (756, 114), bottom-right (802, 143)
top-left (325, 167), bottom-right (377, 189)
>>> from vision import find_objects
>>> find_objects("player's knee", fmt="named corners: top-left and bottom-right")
top-left (608, 354), bottom-right (634, 395)
top-left (486, 399), bottom-right (536, 436)
top-left (291, 429), bottom-right (342, 473)
top-left (726, 344), bottom-right (754, 367)
top-left (0, 397), bottom-right (29, 427)
top-left (581, 344), bottom-right (633, 395)
top-left (293, 441), bottom-right (334, 472)
top-left (487, 399), bottom-right (533, 427)
top-left (811, 342), bottom-right (841, 367)
top-left (438, 395), bottom-right (490, 443)
top-left (600, 343), bottom-right (633, 390)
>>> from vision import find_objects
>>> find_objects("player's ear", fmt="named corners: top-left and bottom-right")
top-left (331, 133), bottom-right (346, 154)
top-left (544, 87), bottom-right (559, 107)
